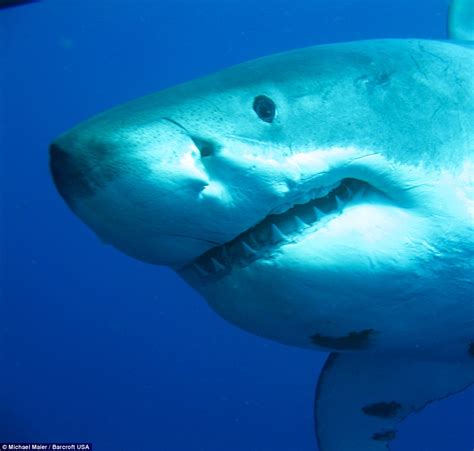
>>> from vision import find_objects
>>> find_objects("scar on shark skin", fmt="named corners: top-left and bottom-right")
top-left (310, 329), bottom-right (375, 350)
top-left (372, 429), bottom-right (397, 442)
top-left (362, 401), bottom-right (402, 418)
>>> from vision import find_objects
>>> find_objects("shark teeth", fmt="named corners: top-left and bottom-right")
top-left (271, 224), bottom-right (287, 242)
top-left (313, 206), bottom-right (325, 219)
top-left (294, 215), bottom-right (308, 228)
top-left (194, 263), bottom-right (210, 276)
top-left (242, 241), bottom-right (257, 256)
top-left (211, 257), bottom-right (225, 272)
top-left (269, 182), bottom-right (340, 215)
top-left (189, 178), bottom-right (372, 279)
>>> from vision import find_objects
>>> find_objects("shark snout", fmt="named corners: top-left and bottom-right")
top-left (50, 141), bottom-right (96, 208)
top-left (50, 128), bottom-right (132, 210)
top-left (48, 119), bottom-right (239, 268)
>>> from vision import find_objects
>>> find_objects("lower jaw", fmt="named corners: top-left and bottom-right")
top-left (180, 178), bottom-right (388, 283)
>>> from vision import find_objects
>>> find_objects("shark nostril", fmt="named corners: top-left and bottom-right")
top-left (191, 136), bottom-right (215, 158)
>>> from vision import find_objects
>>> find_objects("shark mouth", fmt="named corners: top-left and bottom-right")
top-left (183, 178), bottom-right (379, 281)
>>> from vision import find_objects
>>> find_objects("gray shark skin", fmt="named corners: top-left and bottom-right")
top-left (50, 1), bottom-right (474, 450)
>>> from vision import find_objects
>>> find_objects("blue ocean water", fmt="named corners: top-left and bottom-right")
top-left (0, 0), bottom-right (473, 450)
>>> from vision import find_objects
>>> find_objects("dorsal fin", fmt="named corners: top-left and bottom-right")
top-left (449, 0), bottom-right (474, 41)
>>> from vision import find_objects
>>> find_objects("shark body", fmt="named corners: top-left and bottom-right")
top-left (50, 2), bottom-right (473, 450)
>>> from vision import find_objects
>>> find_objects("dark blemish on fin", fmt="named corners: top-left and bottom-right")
top-left (362, 401), bottom-right (402, 418)
top-left (468, 342), bottom-right (474, 357)
top-left (310, 329), bottom-right (375, 350)
top-left (372, 429), bottom-right (397, 442)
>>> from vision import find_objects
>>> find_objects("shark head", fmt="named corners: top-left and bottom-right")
top-left (50, 1), bottom-right (474, 448)
top-left (51, 39), bottom-right (473, 350)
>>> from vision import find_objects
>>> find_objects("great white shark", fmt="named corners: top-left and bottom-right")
top-left (50, 1), bottom-right (473, 449)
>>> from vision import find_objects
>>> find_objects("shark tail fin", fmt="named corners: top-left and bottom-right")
top-left (314, 353), bottom-right (474, 451)
top-left (449, 0), bottom-right (474, 41)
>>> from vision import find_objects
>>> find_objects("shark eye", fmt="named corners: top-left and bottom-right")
top-left (253, 95), bottom-right (276, 123)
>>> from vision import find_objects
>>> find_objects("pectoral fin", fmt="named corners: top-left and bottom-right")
top-left (314, 353), bottom-right (474, 451)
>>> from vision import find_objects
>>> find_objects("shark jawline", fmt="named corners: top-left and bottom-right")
top-left (182, 178), bottom-right (383, 280)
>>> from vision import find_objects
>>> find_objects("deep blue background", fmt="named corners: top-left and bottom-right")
top-left (1, 1), bottom-right (473, 450)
